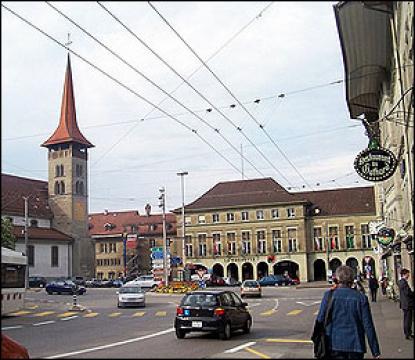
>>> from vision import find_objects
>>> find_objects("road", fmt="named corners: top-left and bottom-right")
top-left (1, 286), bottom-right (413, 358)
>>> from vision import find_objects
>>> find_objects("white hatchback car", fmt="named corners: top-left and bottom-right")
top-left (117, 286), bottom-right (146, 308)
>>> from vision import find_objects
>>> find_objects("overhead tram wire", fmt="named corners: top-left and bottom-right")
top-left (148, 1), bottom-right (313, 191)
top-left (45, 2), bottom-right (265, 177)
top-left (90, 1), bottom-right (274, 167)
top-left (97, 1), bottom-right (293, 188)
top-left (1, 4), bottom-right (244, 178)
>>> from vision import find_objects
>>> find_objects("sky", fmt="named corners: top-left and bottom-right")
top-left (1, 1), bottom-right (372, 214)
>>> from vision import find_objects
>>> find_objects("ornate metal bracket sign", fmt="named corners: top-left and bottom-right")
top-left (354, 147), bottom-right (397, 181)
top-left (376, 227), bottom-right (395, 247)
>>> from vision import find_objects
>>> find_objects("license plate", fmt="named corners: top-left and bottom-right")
top-left (192, 321), bottom-right (202, 328)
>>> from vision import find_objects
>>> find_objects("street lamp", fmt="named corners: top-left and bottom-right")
top-left (158, 187), bottom-right (168, 286)
top-left (23, 196), bottom-right (29, 289)
top-left (177, 171), bottom-right (188, 274)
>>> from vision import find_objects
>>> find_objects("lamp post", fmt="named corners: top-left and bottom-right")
top-left (158, 187), bottom-right (168, 286)
top-left (177, 171), bottom-right (188, 274)
top-left (23, 196), bottom-right (29, 289)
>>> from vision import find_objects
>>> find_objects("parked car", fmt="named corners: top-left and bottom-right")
top-left (289, 276), bottom-right (300, 285)
top-left (45, 280), bottom-right (86, 295)
top-left (223, 277), bottom-right (241, 287)
top-left (29, 276), bottom-right (47, 288)
top-left (258, 274), bottom-right (290, 287)
top-left (240, 280), bottom-right (261, 298)
top-left (125, 275), bottom-right (161, 289)
top-left (207, 275), bottom-right (226, 287)
top-left (110, 279), bottom-right (124, 288)
top-left (117, 286), bottom-right (146, 308)
top-left (174, 290), bottom-right (252, 340)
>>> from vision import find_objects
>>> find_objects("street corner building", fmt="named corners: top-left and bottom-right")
top-left (334, 1), bottom-right (414, 287)
top-left (2, 54), bottom-right (95, 280)
top-left (173, 177), bottom-right (381, 283)
top-left (88, 206), bottom-right (177, 280)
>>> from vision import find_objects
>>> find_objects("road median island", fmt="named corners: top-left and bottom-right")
top-left (152, 281), bottom-right (199, 294)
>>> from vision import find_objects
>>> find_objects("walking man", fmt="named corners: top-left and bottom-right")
top-left (398, 268), bottom-right (414, 340)
top-left (369, 274), bottom-right (379, 302)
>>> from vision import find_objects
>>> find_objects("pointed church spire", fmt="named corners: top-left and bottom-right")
top-left (42, 54), bottom-right (94, 148)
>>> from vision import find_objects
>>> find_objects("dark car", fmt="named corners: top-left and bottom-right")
top-left (174, 290), bottom-right (252, 340)
top-left (258, 275), bottom-right (290, 287)
top-left (29, 276), bottom-right (47, 288)
top-left (46, 280), bottom-right (86, 295)
top-left (207, 275), bottom-right (226, 287)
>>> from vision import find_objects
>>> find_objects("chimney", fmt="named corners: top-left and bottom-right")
top-left (104, 209), bottom-right (109, 215)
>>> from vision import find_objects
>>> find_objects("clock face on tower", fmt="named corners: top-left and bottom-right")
top-left (74, 199), bottom-right (86, 221)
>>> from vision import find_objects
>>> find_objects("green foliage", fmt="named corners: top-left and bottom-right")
top-left (1, 218), bottom-right (16, 249)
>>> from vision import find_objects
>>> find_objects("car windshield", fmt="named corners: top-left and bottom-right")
top-left (120, 287), bottom-right (143, 293)
top-left (182, 294), bottom-right (218, 307)
top-left (243, 281), bottom-right (259, 287)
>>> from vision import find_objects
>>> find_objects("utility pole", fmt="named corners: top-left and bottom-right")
top-left (326, 223), bottom-right (330, 283)
top-left (158, 187), bottom-right (168, 286)
top-left (241, 144), bottom-right (244, 180)
top-left (23, 196), bottom-right (29, 289)
top-left (177, 171), bottom-right (188, 276)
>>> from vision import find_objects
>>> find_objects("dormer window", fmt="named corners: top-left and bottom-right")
top-left (104, 223), bottom-right (115, 231)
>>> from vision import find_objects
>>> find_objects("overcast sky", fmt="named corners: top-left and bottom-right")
top-left (2, 1), bottom-right (372, 214)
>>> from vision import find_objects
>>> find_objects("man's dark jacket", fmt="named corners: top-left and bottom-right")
top-left (398, 278), bottom-right (414, 310)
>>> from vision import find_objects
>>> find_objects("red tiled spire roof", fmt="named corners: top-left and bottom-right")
top-left (42, 55), bottom-right (94, 148)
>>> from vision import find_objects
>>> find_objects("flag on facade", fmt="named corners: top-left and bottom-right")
top-left (314, 238), bottom-right (320, 250)
top-left (126, 234), bottom-right (137, 249)
top-left (331, 237), bottom-right (336, 250)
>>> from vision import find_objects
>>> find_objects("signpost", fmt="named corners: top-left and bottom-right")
top-left (150, 247), bottom-right (170, 281)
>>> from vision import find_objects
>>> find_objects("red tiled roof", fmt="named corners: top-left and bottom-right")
top-left (180, 178), bottom-right (305, 211)
top-left (42, 55), bottom-right (93, 148)
top-left (178, 178), bottom-right (375, 216)
top-left (12, 225), bottom-right (73, 241)
top-left (1, 173), bottom-right (53, 219)
top-left (88, 210), bottom-right (177, 237)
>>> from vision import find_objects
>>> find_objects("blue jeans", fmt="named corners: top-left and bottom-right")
top-left (330, 351), bottom-right (364, 359)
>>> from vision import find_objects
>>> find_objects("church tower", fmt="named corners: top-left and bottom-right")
top-left (41, 54), bottom-right (95, 278)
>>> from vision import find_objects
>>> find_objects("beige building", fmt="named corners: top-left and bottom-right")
top-left (174, 178), bottom-right (379, 282)
top-left (334, 1), bottom-right (414, 288)
top-left (89, 208), bottom-right (178, 280)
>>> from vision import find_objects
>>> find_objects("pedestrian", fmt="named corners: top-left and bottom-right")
top-left (369, 275), bottom-right (379, 302)
top-left (352, 279), bottom-right (366, 295)
top-left (380, 276), bottom-right (387, 296)
top-left (315, 265), bottom-right (380, 359)
top-left (398, 268), bottom-right (414, 340)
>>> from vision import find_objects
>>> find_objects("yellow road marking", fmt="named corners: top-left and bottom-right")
top-left (155, 311), bottom-right (167, 316)
top-left (33, 311), bottom-right (56, 317)
top-left (132, 311), bottom-right (145, 317)
top-left (9, 310), bottom-right (32, 316)
top-left (245, 347), bottom-right (270, 359)
top-left (266, 338), bottom-right (313, 344)
top-left (57, 312), bottom-right (77, 318)
top-left (25, 305), bottom-right (39, 309)
top-left (260, 309), bottom-right (276, 316)
top-left (83, 312), bottom-right (99, 318)
top-left (108, 312), bottom-right (122, 317)
top-left (287, 309), bottom-right (302, 316)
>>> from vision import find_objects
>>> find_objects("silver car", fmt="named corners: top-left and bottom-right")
top-left (117, 286), bottom-right (146, 308)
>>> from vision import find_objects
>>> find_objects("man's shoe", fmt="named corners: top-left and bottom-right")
top-left (405, 335), bottom-right (413, 340)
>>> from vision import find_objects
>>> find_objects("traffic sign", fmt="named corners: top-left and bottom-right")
top-left (151, 247), bottom-right (163, 252)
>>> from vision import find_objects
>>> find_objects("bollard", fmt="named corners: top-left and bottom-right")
top-left (73, 294), bottom-right (77, 307)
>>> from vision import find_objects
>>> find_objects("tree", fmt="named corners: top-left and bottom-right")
top-left (1, 218), bottom-right (16, 249)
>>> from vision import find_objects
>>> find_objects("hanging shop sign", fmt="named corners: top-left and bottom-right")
top-left (376, 227), bottom-right (395, 247)
top-left (354, 147), bottom-right (397, 182)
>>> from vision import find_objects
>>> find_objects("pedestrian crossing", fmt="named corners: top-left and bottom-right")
top-left (7, 306), bottom-right (316, 320)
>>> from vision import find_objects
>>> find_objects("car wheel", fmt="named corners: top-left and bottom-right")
top-left (243, 318), bottom-right (252, 334)
top-left (175, 328), bottom-right (186, 339)
top-left (219, 322), bottom-right (231, 340)
top-left (47, 290), bottom-right (52, 295)
top-left (57, 292), bottom-right (61, 295)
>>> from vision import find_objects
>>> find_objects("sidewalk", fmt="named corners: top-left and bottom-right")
top-left (369, 293), bottom-right (413, 358)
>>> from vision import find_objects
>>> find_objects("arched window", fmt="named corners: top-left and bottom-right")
top-left (55, 165), bottom-right (60, 177)
top-left (79, 182), bottom-right (84, 195)
top-left (75, 181), bottom-right (79, 194)
top-left (60, 165), bottom-right (64, 176)
top-left (54, 181), bottom-right (60, 194)
top-left (60, 181), bottom-right (65, 194)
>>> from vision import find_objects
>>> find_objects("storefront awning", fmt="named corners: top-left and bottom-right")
top-left (333, 1), bottom-right (392, 119)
